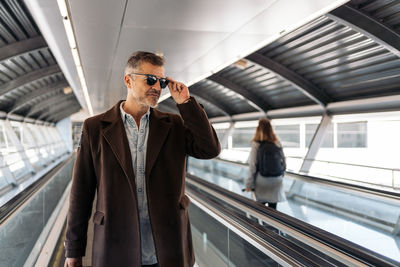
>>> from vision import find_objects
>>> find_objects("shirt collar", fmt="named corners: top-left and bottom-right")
top-left (120, 101), bottom-right (150, 125)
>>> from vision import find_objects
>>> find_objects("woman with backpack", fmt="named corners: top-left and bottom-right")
top-left (244, 118), bottom-right (286, 210)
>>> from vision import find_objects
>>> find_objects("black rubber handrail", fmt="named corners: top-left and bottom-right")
top-left (186, 173), bottom-right (399, 266)
top-left (0, 154), bottom-right (74, 225)
top-left (187, 183), bottom-right (341, 267)
top-left (213, 157), bottom-right (400, 199)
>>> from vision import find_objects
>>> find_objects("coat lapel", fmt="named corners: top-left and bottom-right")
top-left (101, 100), bottom-right (135, 183)
top-left (146, 108), bottom-right (172, 178)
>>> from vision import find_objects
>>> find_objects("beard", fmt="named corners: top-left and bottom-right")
top-left (145, 89), bottom-right (160, 108)
top-left (132, 88), bottom-right (160, 108)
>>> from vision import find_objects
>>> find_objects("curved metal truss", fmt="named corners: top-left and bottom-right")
top-left (0, 0), bottom-right (81, 123)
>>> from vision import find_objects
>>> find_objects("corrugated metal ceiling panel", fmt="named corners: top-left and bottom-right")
top-left (191, 79), bottom-right (257, 115)
top-left (357, 0), bottom-right (400, 32)
top-left (0, 0), bottom-right (80, 122)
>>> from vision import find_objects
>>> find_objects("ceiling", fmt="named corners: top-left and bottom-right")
top-left (158, 0), bottom-right (400, 121)
top-left (24, 0), bottom-right (349, 116)
top-left (21, 0), bottom-right (400, 123)
top-left (0, 0), bottom-right (81, 124)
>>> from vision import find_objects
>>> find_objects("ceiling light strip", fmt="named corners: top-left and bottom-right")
top-left (56, 0), bottom-right (93, 116)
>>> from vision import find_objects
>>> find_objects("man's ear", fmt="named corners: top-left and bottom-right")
top-left (124, 74), bottom-right (134, 88)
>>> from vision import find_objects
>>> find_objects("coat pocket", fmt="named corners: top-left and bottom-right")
top-left (179, 195), bottom-right (191, 210)
top-left (93, 211), bottom-right (105, 225)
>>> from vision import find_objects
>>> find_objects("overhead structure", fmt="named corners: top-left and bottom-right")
top-left (18, 0), bottom-right (400, 122)
top-left (156, 0), bottom-right (400, 122)
top-left (0, 0), bottom-right (81, 123)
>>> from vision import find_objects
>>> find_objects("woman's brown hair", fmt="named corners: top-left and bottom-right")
top-left (251, 118), bottom-right (279, 143)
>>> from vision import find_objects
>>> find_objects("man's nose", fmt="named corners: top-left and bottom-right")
top-left (152, 81), bottom-right (162, 91)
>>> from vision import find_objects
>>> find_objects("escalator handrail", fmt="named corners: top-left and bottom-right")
top-left (213, 157), bottom-right (400, 200)
top-left (0, 153), bottom-right (75, 225)
top-left (187, 183), bottom-right (342, 267)
top-left (186, 173), bottom-right (399, 267)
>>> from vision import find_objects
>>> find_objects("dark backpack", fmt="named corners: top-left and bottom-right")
top-left (256, 141), bottom-right (286, 177)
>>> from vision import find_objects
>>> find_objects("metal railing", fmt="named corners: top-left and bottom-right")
top-left (0, 141), bottom-right (69, 195)
top-left (188, 156), bottom-right (400, 235)
top-left (286, 156), bottom-right (400, 191)
top-left (186, 173), bottom-right (399, 266)
top-left (0, 155), bottom-right (74, 267)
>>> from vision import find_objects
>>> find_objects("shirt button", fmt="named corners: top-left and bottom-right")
top-left (138, 188), bottom-right (142, 192)
top-left (140, 129), bottom-right (144, 133)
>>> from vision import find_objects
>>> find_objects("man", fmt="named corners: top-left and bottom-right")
top-left (64, 51), bottom-right (220, 267)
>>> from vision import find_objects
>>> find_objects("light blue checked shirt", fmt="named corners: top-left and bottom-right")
top-left (120, 102), bottom-right (157, 265)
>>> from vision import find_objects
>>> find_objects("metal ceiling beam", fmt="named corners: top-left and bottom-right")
top-left (208, 74), bottom-right (271, 112)
top-left (27, 94), bottom-right (77, 117)
top-left (300, 114), bottom-right (332, 173)
top-left (246, 53), bottom-right (331, 106)
top-left (36, 99), bottom-right (80, 121)
top-left (45, 104), bottom-right (81, 122)
top-left (0, 65), bottom-right (61, 96)
top-left (8, 80), bottom-right (69, 114)
top-left (49, 107), bottom-right (81, 123)
top-left (0, 36), bottom-right (47, 63)
top-left (189, 86), bottom-right (236, 116)
top-left (328, 4), bottom-right (400, 58)
top-left (191, 93), bottom-right (233, 119)
top-left (209, 94), bottom-right (400, 123)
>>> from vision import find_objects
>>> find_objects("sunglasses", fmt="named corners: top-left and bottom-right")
top-left (129, 73), bottom-right (169, 89)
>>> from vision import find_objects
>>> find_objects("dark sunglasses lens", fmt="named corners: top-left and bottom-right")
top-left (159, 79), bottom-right (169, 89)
top-left (146, 75), bottom-right (157, 86)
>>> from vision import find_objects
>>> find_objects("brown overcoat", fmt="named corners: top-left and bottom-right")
top-left (65, 97), bottom-right (220, 267)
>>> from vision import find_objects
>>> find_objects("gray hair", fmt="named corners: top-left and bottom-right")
top-left (124, 51), bottom-right (165, 75)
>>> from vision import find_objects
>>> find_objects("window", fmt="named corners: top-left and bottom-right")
top-left (72, 122), bottom-right (83, 149)
top-left (215, 129), bottom-right (228, 149)
top-left (337, 122), bottom-right (367, 148)
top-left (12, 125), bottom-right (21, 142)
top-left (0, 126), bottom-right (7, 149)
top-left (274, 125), bottom-right (300, 148)
top-left (306, 123), bottom-right (333, 148)
top-left (231, 127), bottom-right (254, 148)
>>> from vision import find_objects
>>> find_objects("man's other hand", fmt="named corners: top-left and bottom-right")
top-left (64, 257), bottom-right (83, 267)
top-left (166, 77), bottom-right (190, 104)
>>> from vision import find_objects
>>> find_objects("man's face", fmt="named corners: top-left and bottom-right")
top-left (125, 62), bottom-right (165, 108)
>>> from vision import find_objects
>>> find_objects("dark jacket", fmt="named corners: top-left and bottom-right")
top-left (65, 97), bottom-right (220, 267)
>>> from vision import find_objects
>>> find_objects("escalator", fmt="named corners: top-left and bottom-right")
top-left (2, 155), bottom-right (398, 266)
top-left (185, 174), bottom-right (398, 267)
top-left (0, 154), bottom-right (75, 267)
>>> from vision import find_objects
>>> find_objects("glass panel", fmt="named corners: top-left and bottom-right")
top-left (274, 125), bottom-right (300, 148)
top-left (305, 123), bottom-right (334, 148)
top-left (21, 126), bottom-right (33, 148)
top-left (231, 127), bottom-right (254, 149)
top-left (11, 126), bottom-right (21, 143)
top-left (228, 229), bottom-right (280, 266)
top-left (188, 203), bottom-right (280, 266)
top-left (0, 125), bottom-right (7, 149)
top-left (187, 157), bottom-right (400, 262)
top-left (0, 158), bottom-right (74, 267)
top-left (26, 149), bottom-right (39, 164)
top-left (189, 204), bottom-right (229, 266)
top-left (0, 170), bottom-right (7, 190)
top-left (72, 122), bottom-right (83, 150)
top-left (215, 129), bottom-right (228, 149)
top-left (337, 122), bottom-right (367, 148)
top-left (27, 125), bottom-right (41, 145)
